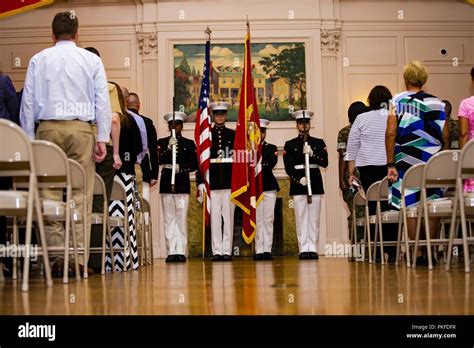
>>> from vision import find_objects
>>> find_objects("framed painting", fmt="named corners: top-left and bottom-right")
top-left (173, 42), bottom-right (307, 122)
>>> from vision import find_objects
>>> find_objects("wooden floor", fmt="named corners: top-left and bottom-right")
top-left (0, 257), bottom-right (472, 315)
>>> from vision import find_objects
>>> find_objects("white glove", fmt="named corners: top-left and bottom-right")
top-left (173, 163), bottom-right (180, 172)
top-left (197, 184), bottom-right (206, 204)
top-left (299, 177), bottom-right (308, 186)
top-left (168, 137), bottom-right (178, 149)
top-left (303, 144), bottom-right (313, 156)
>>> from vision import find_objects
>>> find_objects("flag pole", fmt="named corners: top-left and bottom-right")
top-left (246, 17), bottom-right (255, 251)
top-left (202, 194), bottom-right (206, 260)
top-left (202, 25), bottom-right (212, 259)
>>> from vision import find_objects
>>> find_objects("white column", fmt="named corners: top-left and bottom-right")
top-left (136, 30), bottom-right (167, 259)
top-left (320, 28), bottom-right (349, 251)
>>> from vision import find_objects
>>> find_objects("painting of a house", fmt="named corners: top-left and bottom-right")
top-left (174, 42), bottom-right (307, 122)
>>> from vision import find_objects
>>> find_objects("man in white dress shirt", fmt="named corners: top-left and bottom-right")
top-left (20, 12), bottom-right (111, 275)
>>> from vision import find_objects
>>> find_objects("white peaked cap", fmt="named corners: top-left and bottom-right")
top-left (292, 110), bottom-right (314, 120)
top-left (210, 101), bottom-right (230, 112)
top-left (259, 119), bottom-right (270, 128)
top-left (163, 112), bottom-right (188, 122)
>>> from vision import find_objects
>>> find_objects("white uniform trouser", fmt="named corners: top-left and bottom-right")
top-left (293, 195), bottom-right (322, 253)
top-left (210, 189), bottom-right (235, 256)
top-left (161, 194), bottom-right (189, 255)
top-left (255, 190), bottom-right (277, 254)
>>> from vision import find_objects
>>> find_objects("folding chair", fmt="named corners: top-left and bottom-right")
top-left (0, 120), bottom-right (52, 292)
top-left (373, 177), bottom-right (400, 265)
top-left (414, 150), bottom-right (459, 270)
top-left (68, 159), bottom-right (90, 279)
top-left (142, 198), bottom-right (154, 265)
top-left (90, 173), bottom-right (114, 275)
top-left (135, 194), bottom-right (145, 267)
top-left (351, 190), bottom-right (366, 261)
top-left (395, 163), bottom-right (425, 268)
top-left (446, 139), bottom-right (474, 273)
top-left (363, 180), bottom-right (382, 264)
top-left (29, 140), bottom-right (80, 283)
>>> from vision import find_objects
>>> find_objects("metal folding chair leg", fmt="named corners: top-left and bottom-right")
top-left (69, 210), bottom-right (81, 282)
top-left (412, 208), bottom-right (423, 269)
top-left (458, 186), bottom-right (471, 273)
top-left (12, 217), bottom-right (18, 280)
top-left (106, 216), bottom-right (114, 273)
top-left (365, 205), bottom-right (372, 263)
top-left (395, 211), bottom-right (403, 266)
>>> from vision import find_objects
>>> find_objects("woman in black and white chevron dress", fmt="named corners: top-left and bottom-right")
top-left (105, 87), bottom-right (143, 272)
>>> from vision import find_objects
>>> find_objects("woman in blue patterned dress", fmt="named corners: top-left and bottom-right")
top-left (385, 61), bottom-right (448, 265)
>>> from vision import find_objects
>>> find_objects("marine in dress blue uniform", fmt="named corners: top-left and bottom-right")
top-left (283, 110), bottom-right (328, 260)
top-left (158, 112), bottom-right (197, 263)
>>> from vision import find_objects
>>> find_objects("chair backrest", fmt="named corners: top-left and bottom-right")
top-left (423, 150), bottom-right (459, 189)
top-left (352, 190), bottom-right (365, 211)
top-left (68, 159), bottom-right (87, 191)
top-left (366, 180), bottom-right (381, 202)
top-left (460, 139), bottom-right (474, 179)
top-left (377, 176), bottom-right (389, 201)
top-left (31, 140), bottom-right (69, 189)
top-left (402, 163), bottom-right (425, 191)
top-left (0, 119), bottom-right (33, 177)
top-left (110, 178), bottom-right (127, 202)
top-left (93, 173), bottom-right (107, 196)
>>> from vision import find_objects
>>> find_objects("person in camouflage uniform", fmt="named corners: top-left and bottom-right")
top-left (443, 100), bottom-right (459, 149)
top-left (337, 101), bottom-right (367, 240)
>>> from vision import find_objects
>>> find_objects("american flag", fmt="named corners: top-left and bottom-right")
top-left (194, 39), bottom-right (212, 227)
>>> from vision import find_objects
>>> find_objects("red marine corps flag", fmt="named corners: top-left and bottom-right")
top-left (231, 20), bottom-right (263, 244)
top-left (0, 0), bottom-right (53, 19)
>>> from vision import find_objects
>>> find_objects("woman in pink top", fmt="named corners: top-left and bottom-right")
top-left (458, 67), bottom-right (474, 192)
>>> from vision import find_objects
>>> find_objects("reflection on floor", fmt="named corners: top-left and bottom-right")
top-left (0, 257), bottom-right (472, 315)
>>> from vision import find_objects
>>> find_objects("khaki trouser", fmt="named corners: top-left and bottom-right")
top-left (37, 120), bottom-right (95, 266)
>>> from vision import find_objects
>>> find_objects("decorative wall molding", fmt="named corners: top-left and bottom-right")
top-left (342, 20), bottom-right (474, 32)
top-left (155, 19), bottom-right (322, 33)
top-left (137, 31), bottom-right (158, 56)
top-left (321, 29), bottom-right (341, 57)
top-left (0, 25), bottom-right (137, 38)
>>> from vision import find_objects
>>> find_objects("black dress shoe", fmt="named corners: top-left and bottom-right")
top-left (176, 255), bottom-right (187, 262)
top-left (222, 254), bottom-right (232, 261)
top-left (165, 255), bottom-right (176, 263)
top-left (211, 254), bottom-right (223, 261)
top-left (254, 253), bottom-right (264, 261)
top-left (309, 252), bottom-right (319, 260)
top-left (299, 253), bottom-right (308, 260)
top-left (263, 252), bottom-right (273, 260)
